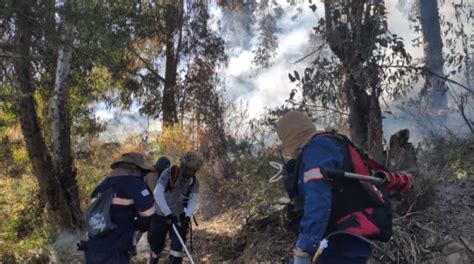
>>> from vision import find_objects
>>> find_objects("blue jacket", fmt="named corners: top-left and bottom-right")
top-left (296, 135), bottom-right (371, 258)
top-left (86, 175), bottom-right (155, 252)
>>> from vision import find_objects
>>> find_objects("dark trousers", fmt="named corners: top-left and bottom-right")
top-left (147, 215), bottom-right (188, 264)
top-left (85, 249), bottom-right (130, 264)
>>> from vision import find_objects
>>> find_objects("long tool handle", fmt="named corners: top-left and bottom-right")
top-left (321, 168), bottom-right (384, 183)
top-left (172, 223), bottom-right (195, 264)
top-left (343, 172), bottom-right (384, 183)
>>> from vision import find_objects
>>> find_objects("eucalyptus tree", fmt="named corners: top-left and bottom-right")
top-left (289, 0), bottom-right (414, 162)
top-left (0, 0), bottom-right (139, 230)
top-left (418, 0), bottom-right (447, 108)
top-left (121, 1), bottom-right (227, 130)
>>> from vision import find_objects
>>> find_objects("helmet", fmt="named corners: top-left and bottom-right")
top-left (154, 156), bottom-right (171, 172)
top-left (180, 152), bottom-right (203, 171)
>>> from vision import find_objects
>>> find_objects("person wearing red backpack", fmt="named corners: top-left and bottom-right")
top-left (148, 152), bottom-right (202, 264)
top-left (277, 111), bottom-right (372, 264)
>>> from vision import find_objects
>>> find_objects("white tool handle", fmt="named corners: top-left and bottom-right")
top-left (172, 223), bottom-right (195, 264)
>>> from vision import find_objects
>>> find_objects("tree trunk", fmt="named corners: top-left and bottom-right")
top-left (53, 0), bottom-right (83, 228)
top-left (386, 129), bottom-right (418, 173)
top-left (367, 88), bottom-right (385, 163)
top-left (12, 1), bottom-right (76, 230)
top-left (324, 0), bottom-right (386, 160)
top-left (162, 2), bottom-right (182, 129)
top-left (345, 73), bottom-right (370, 150)
top-left (419, 0), bottom-right (447, 109)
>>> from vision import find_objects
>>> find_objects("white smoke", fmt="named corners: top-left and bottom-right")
top-left (94, 1), bottom-right (472, 141)
top-left (49, 230), bottom-right (85, 263)
top-left (219, 1), bottom-right (321, 118)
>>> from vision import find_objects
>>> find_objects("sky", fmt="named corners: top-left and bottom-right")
top-left (95, 0), bottom-right (472, 142)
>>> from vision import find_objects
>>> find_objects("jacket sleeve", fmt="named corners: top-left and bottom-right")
top-left (154, 168), bottom-right (172, 216)
top-left (127, 179), bottom-right (156, 232)
top-left (185, 179), bottom-right (200, 217)
top-left (296, 136), bottom-right (343, 254)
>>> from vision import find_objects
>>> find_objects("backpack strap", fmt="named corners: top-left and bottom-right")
top-left (329, 131), bottom-right (387, 170)
top-left (291, 153), bottom-right (303, 198)
top-left (165, 166), bottom-right (180, 192)
top-left (184, 176), bottom-right (196, 199)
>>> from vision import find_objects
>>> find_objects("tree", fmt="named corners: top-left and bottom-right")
top-left (288, 0), bottom-right (413, 162)
top-left (52, 0), bottom-right (83, 229)
top-left (252, 0), bottom-right (281, 69)
top-left (1, 0), bottom-right (137, 230)
top-left (418, 0), bottom-right (447, 109)
top-left (121, 2), bottom-right (227, 129)
top-left (6, 0), bottom-right (81, 230)
top-left (408, 0), bottom-right (473, 132)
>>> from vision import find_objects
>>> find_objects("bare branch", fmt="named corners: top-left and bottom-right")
top-left (380, 65), bottom-right (473, 93)
top-left (0, 41), bottom-right (14, 51)
top-left (290, 101), bottom-right (350, 116)
top-left (0, 53), bottom-right (48, 60)
top-left (128, 46), bottom-right (166, 83)
top-left (292, 42), bottom-right (328, 64)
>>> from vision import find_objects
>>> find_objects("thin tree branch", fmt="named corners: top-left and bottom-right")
top-left (290, 101), bottom-right (350, 116)
top-left (380, 65), bottom-right (473, 93)
top-left (0, 54), bottom-right (48, 60)
top-left (0, 42), bottom-right (14, 51)
top-left (292, 41), bottom-right (328, 64)
top-left (128, 45), bottom-right (166, 83)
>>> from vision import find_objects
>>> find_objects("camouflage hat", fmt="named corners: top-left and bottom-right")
top-left (111, 152), bottom-right (153, 171)
top-left (180, 152), bottom-right (203, 171)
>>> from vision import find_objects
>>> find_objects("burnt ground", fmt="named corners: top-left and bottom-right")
top-left (419, 179), bottom-right (474, 264)
top-left (130, 179), bottom-right (474, 264)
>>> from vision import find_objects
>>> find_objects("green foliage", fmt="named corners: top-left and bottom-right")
top-left (252, 1), bottom-right (281, 69)
top-left (291, 1), bottom-right (415, 110)
top-left (0, 176), bottom-right (50, 262)
top-left (419, 133), bottom-right (474, 180)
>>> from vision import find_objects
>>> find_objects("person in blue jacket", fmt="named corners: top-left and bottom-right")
top-left (277, 111), bottom-right (371, 264)
top-left (83, 152), bottom-right (156, 264)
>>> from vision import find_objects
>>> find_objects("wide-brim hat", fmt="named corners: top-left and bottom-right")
top-left (111, 152), bottom-right (153, 171)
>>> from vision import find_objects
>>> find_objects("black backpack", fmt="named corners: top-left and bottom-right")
top-left (85, 179), bottom-right (120, 238)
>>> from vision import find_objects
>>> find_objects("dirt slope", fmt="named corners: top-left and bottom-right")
top-left (128, 179), bottom-right (473, 264)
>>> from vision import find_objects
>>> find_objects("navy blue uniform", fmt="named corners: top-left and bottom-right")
top-left (296, 136), bottom-right (371, 263)
top-left (85, 175), bottom-right (155, 264)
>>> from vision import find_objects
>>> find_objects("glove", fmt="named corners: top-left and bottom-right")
top-left (165, 214), bottom-right (178, 226)
top-left (76, 240), bottom-right (87, 251)
top-left (293, 248), bottom-right (311, 264)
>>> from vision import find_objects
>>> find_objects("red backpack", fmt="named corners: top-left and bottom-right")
top-left (321, 133), bottom-right (392, 241)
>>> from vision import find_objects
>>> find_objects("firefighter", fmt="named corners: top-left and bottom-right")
top-left (148, 152), bottom-right (202, 264)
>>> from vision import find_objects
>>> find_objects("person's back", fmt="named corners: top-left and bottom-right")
top-left (86, 176), bottom-right (154, 252)
top-left (296, 135), bottom-right (371, 264)
top-left (84, 152), bottom-right (156, 264)
top-left (277, 111), bottom-right (371, 264)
